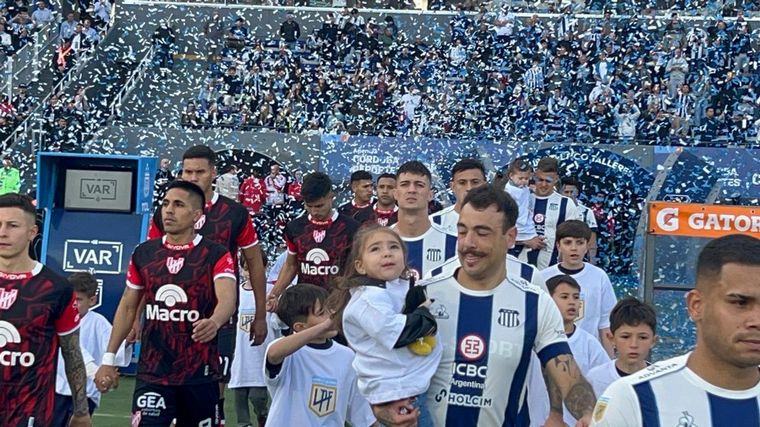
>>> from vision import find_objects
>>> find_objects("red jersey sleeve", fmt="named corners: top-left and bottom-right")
top-left (237, 216), bottom-right (259, 249)
top-left (126, 256), bottom-right (144, 289)
top-left (55, 291), bottom-right (80, 336)
top-left (147, 217), bottom-right (162, 240)
top-left (213, 252), bottom-right (236, 281)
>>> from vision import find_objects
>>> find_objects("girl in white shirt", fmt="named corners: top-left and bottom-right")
top-left (331, 225), bottom-right (441, 427)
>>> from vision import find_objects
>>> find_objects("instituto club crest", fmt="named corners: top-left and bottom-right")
top-left (166, 257), bottom-right (185, 274)
top-left (313, 230), bottom-right (326, 243)
top-left (0, 288), bottom-right (17, 310)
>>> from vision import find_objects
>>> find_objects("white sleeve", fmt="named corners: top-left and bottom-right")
top-left (598, 273), bottom-right (617, 330)
top-left (585, 208), bottom-right (599, 230)
top-left (534, 291), bottom-right (571, 365)
top-left (590, 379), bottom-right (641, 427)
top-left (586, 336), bottom-right (612, 372)
top-left (567, 199), bottom-right (582, 221)
top-left (347, 369), bottom-right (378, 427)
top-left (264, 338), bottom-right (291, 387)
top-left (344, 291), bottom-right (406, 351)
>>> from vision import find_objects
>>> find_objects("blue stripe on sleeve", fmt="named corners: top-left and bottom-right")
top-left (632, 382), bottom-right (661, 427)
top-left (537, 342), bottom-right (572, 367)
top-left (519, 262), bottom-right (534, 283)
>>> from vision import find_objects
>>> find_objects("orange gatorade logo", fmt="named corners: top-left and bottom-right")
top-left (649, 202), bottom-right (760, 238)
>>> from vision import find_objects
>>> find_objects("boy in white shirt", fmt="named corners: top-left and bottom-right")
top-left (542, 220), bottom-right (617, 356)
top-left (529, 274), bottom-right (610, 427)
top-left (265, 283), bottom-right (377, 427)
top-left (586, 297), bottom-right (658, 397)
top-left (53, 272), bottom-right (131, 427)
top-left (230, 261), bottom-right (278, 427)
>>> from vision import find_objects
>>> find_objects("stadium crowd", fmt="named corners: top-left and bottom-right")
top-left (181, 6), bottom-right (760, 145)
top-left (0, 0), bottom-right (111, 146)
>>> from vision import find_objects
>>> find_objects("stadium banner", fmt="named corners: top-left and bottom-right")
top-left (649, 202), bottom-right (760, 238)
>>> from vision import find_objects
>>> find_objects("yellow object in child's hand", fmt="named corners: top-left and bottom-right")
top-left (407, 336), bottom-right (437, 356)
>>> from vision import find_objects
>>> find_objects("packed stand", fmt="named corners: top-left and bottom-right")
top-left (1, 0), bottom-right (111, 149)
top-left (183, 6), bottom-right (760, 146)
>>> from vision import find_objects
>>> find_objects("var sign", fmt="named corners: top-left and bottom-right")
top-left (80, 178), bottom-right (117, 202)
top-left (63, 239), bottom-right (123, 274)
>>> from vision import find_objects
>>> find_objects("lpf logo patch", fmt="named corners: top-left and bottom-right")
top-left (238, 310), bottom-right (255, 333)
top-left (575, 299), bottom-right (585, 322)
top-left (313, 229), bottom-right (326, 243)
top-left (166, 257), bottom-right (184, 274)
top-left (194, 214), bottom-right (206, 230)
top-left (309, 376), bottom-right (338, 417)
top-left (0, 288), bottom-right (18, 310)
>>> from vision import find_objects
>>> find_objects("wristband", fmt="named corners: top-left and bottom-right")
top-left (101, 352), bottom-right (116, 366)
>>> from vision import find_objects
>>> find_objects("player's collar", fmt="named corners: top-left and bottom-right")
top-left (353, 199), bottom-right (371, 209)
top-left (0, 261), bottom-right (43, 280)
top-left (206, 192), bottom-right (219, 209)
top-left (374, 204), bottom-right (398, 214)
top-left (162, 234), bottom-right (203, 250)
top-left (308, 210), bottom-right (338, 226)
top-left (307, 339), bottom-right (333, 350)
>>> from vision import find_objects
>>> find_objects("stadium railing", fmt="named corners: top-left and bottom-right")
top-left (2, 1), bottom-right (118, 154)
top-left (2, 23), bottom-right (59, 102)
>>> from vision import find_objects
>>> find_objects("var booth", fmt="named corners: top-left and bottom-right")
top-left (36, 152), bottom-right (157, 371)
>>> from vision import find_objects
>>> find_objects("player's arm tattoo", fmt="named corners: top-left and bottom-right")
top-left (60, 330), bottom-right (89, 417)
top-left (543, 366), bottom-right (564, 414)
top-left (549, 354), bottom-right (597, 420)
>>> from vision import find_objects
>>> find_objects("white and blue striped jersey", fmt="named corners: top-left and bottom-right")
top-left (591, 353), bottom-right (760, 427)
top-left (424, 254), bottom-right (548, 293)
top-left (429, 205), bottom-right (458, 234)
top-left (392, 223), bottom-right (458, 279)
top-left (422, 273), bottom-right (571, 426)
top-left (518, 192), bottom-right (579, 270)
top-left (577, 202), bottom-right (598, 232)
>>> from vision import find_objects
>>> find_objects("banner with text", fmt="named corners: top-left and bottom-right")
top-left (649, 202), bottom-right (760, 238)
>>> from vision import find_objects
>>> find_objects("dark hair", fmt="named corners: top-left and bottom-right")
top-left (68, 272), bottom-right (98, 297)
top-left (697, 234), bottom-right (760, 283)
top-left (451, 158), bottom-right (486, 180)
top-left (560, 176), bottom-right (581, 191)
top-left (546, 274), bottom-right (581, 295)
top-left (461, 185), bottom-right (518, 232)
top-left (377, 172), bottom-right (396, 183)
top-left (0, 193), bottom-right (36, 218)
top-left (328, 225), bottom-right (410, 332)
top-left (301, 172), bottom-right (333, 203)
top-left (536, 156), bottom-right (560, 174)
top-left (182, 145), bottom-right (216, 166)
top-left (166, 180), bottom-right (206, 209)
top-left (609, 297), bottom-right (657, 334)
top-left (506, 157), bottom-right (533, 175)
top-left (396, 160), bottom-right (431, 183)
top-left (276, 284), bottom-right (329, 331)
top-left (350, 170), bottom-right (373, 183)
top-left (556, 220), bottom-right (592, 242)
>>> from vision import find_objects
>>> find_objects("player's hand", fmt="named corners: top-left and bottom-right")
top-left (249, 315), bottom-right (268, 346)
top-left (94, 365), bottom-right (119, 393)
top-left (69, 414), bottom-right (92, 427)
top-left (524, 236), bottom-right (547, 250)
top-left (316, 317), bottom-right (338, 341)
top-left (542, 412), bottom-right (569, 427)
top-left (266, 292), bottom-right (279, 313)
top-left (575, 414), bottom-right (592, 427)
top-left (192, 318), bottom-right (221, 343)
top-left (371, 398), bottom-right (419, 427)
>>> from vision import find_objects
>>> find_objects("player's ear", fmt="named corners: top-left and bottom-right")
top-left (686, 289), bottom-right (703, 321)
top-left (192, 207), bottom-right (203, 223)
top-left (605, 330), bottom-right (614, 343)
